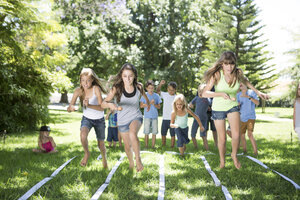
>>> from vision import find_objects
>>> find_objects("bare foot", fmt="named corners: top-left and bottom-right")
top-left (219, 162), bottom-right (225, 169)
top-left (102, 156), bottom-right (108, 169)
top-left (231, 154), bottom-right (241, 169)
top-left (136, 157), bottom-right (144, 172)
top-left (80, 152), bottom-right (90, 167)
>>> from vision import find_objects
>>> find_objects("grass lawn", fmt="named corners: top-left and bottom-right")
top-left (0, 108), bottom-right (299, 200)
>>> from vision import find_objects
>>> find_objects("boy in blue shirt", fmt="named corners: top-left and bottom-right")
top-left (237, 83), bottom-right (259, 155)
top-left (188, 84), bottom-right (209, 150)
top-left (140, 80), bottom-right (162, 148)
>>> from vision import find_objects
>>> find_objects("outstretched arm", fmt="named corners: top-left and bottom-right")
top-left (67, 88), bottom-right (80, 112)
top-left (101, 87), bottom-right (120, 111)
top-left (244, 78), bottom-right (269, 100)
top-left (187, 108), bottom-right (204, 132)
top-left (139, 84), bottom-right (150, 111)
top-left (170, 112), bottom-right (178, 128)
top-left (157, 80), bottom-right (165, 95)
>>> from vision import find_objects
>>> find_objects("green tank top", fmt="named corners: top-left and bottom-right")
top-left (212, 71), bottom-right (239, 111)
top-left (175, 113), bottom-right (188, 129)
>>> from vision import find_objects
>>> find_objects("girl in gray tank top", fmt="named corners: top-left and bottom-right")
top-left (102, 63), bottom-right (150, 172)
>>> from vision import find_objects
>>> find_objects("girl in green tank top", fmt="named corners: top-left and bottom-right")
top-left (202, 51), bottom-right (269, 170)
top-left (170, 94), bottom-right (205, 156)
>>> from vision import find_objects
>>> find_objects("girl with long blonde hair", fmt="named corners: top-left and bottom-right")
top-left (67, 68), bottom-right (108, 167)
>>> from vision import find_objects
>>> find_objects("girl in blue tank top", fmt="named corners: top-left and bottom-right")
top-left (170, 94), bottom-right (205, 156)
top-left (202, 51), bottom-right (269, 169)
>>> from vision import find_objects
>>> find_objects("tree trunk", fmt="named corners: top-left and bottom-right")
top-left (59, 91), bottom-right (69, 104)
top-left (261, 99), bottom-right (265, 113)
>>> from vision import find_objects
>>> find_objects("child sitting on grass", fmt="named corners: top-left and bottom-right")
top-left (32, 126), bottom-right (57, 153)
top-left (170, 94), bottom-right (205, 156)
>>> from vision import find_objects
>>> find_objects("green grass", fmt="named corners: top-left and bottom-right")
top-left (255, 107), bottom-right (294, 119)
top-left (0, 109), bottom-right (299, 200)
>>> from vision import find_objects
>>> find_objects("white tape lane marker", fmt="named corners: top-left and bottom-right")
top-left (18, 156), bottom-right (76, 200)
top-left (272, 170), bottom-right (300, 190)
top-left (200, 156), bottom-right (221, 187)
top-left (91, 155), bottom-right (125, 200)
top-left (245, 155), bottom-right (269, 170)
top-left (165, 151), bottom-right (194, 155)
top-left (200, 156), bottom-right (232, 200)
top-left (246, 155), bottom-right (300, 190)
top-left (221, 185), bottom-right (233, 200)
top-left (140, 150), bottom-right (155, 154)
top-left (157, 154), bottom-right (165, 200)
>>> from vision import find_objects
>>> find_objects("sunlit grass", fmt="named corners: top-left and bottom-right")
top-left (0, 109), bottom-right (299, 199)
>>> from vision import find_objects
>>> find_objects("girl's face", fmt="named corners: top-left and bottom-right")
top-left (41, 131), bottom-right (49, 137)
top-left (298, 84), bottom-right (300, 96)
top-left (122, 69), bottom-right (135, 86)
top-left (81, 75), bottom-right (93, 90)
top-left (222, 62), bottom-right (235, 74)
top-left (175, 99), bottom-right (184, 111)
top-left (146, 85), bottom-right (154, 94)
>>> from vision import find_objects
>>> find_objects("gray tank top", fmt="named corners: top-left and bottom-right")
top-left (117, 87), bottom-right (142, 126)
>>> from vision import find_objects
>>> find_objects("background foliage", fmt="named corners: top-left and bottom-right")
top-left (3, 0), bottom-right (297, 132)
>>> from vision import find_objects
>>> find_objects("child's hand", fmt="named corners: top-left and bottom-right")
top-left (171, 124), bottom-right (178, 128)
top-left (67, 105), bottom-right (75, 112)
top-left (160, 80), bottom-right (166, 85)
top-left (146, 104), bottom-right (151, 112)
top-left (258, 91), bottom-right (269, 100)
top-left (200, 126), bottom-right (205, 132)
top-left (117, 106), bottom-right (123, 111)
top-left (150, 99), bottom-right (155, 105)
top-left (221, 93), bottom-right (230, 100)
top-left (83, 98), bottom-right (89, 108)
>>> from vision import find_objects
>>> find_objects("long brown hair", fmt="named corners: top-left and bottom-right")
top-left (112, 63), bottom-right (142, 103)
top-left (79, 68), bottom-right (107, 106)
top-left (172, 94), bottom-right (188, 115)
top-left (204, 51), bottom-right (245, 87)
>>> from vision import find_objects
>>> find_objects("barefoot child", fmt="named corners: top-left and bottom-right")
top-left (157, 80), bottom-right (177, 147)
top-left (188, 84), bottom-right (209, 150)
top-left (203, 51), bottom-right (269, 169)
top-left (32, 126), bottom-right (57, 153)
top-left (67, 68), bottom-right (108, 168)
top-left (171, 94), bottom-right (205, 156)
top-left (101, 63), bottom-right (150, 172)
top-left (140, 80), bottom-right (162, 148)
top-left (237, 83), bottom-right (259, 155)
top-left (105, 109), bottom-right (119, 148)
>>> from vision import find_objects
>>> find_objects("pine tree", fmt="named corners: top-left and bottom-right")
top-left (200, 0), bottom-right (277, 91)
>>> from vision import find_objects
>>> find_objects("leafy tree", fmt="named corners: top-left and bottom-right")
top-left (200, 0), bottom-right (276, 91)
top-left (0, 0), bottom-right (68, 132)
top-left (56, 0), bottom-right (213, 100)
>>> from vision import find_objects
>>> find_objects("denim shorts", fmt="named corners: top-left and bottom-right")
top-left (161, 120), bottom-right (175, 137)
top-left (207, 112), bottom-right (216, 131)
top-left (175, 127), bottom-right (190, 147)
top-left (81, 116), bottom-right (105, 141)
top-left (211, 106), bottom-right (240, 120)
top-left (107, 127), bottom-right (119, 142)
top-left (144, 118), bottom-right (158, 135)
top-left (118, 117), bottom-right (143, 133)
